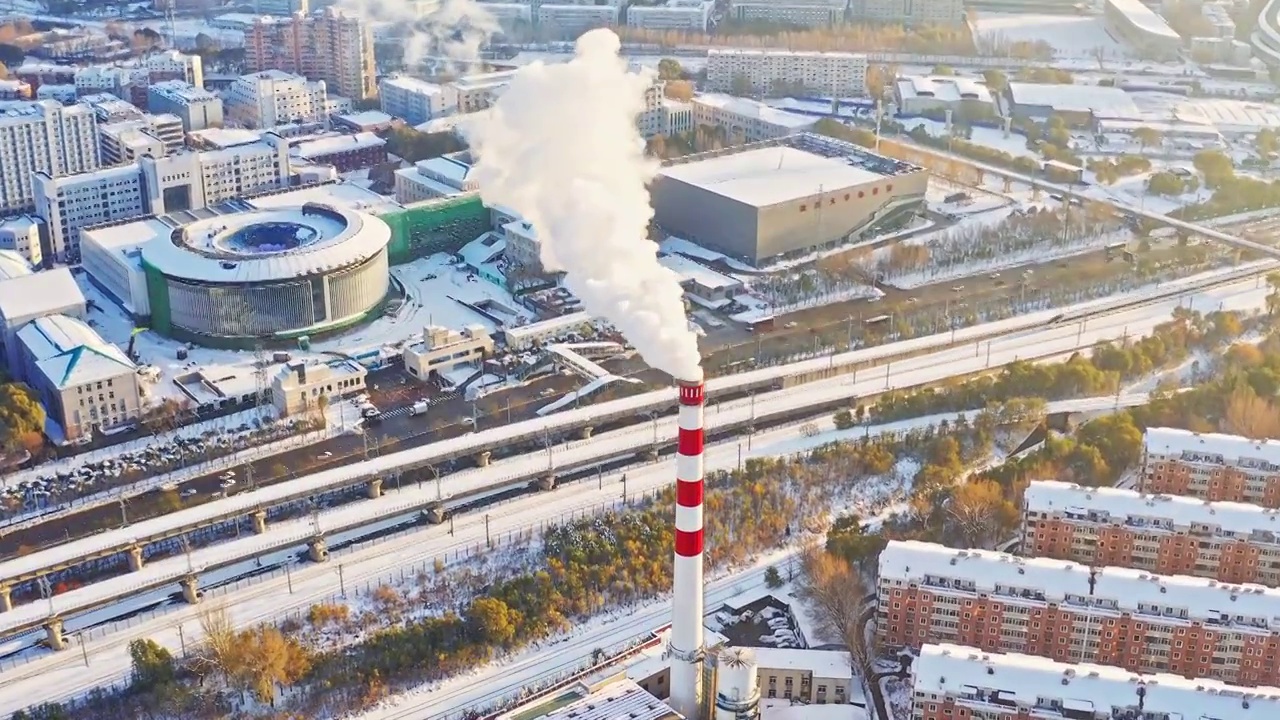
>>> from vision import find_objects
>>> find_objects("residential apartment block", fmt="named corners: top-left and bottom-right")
top-left (912, 643), bottom-right (1280, 720)
top-left (147, 80), bottom-right (224, 131)
top-left (1142, 428), bottom-right (1280, 507)
top-left (226, 70), bottom-right (328, 129)
top-left (729, 0), bottom-right (846, 27)
top-left (244, 9), bottom-right (377, 101)
top-left (98, 115), bottom-right (184, 165)
top-left (0, 101), bottom-right (100, 215)
top-left (706, 49), bottom-right (868, 98)
top-left (625, 0), bottom-right (714, 31)
top-left (854, 0), bottom-right (964, 26)
top-left (379, 76), bottom-right (457, 125)
top-left (878, 540), bottom-right (1280, 686)
top-left (537, 4), bottom-right (620, 37)
top-left (1025, 480), bottom-right (1280, 586)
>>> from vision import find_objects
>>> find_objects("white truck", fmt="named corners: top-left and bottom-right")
top-left (410, 400), bottom-right (430, 416)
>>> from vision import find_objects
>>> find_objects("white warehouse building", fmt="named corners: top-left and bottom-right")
top-left (707, 49), bottom-right (868, 98)
top-left (626, 0), bottom-right (714, 31)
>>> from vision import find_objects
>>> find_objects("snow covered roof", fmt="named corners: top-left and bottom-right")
top-left (0, 268), bottom-right (85, 325)
top-left (693, 93), bottom-right (817, 131)
top-left (915, 643), bottom-right (1280, 717)
top-left (499, 678), bottom-right (677, 720)
top-left (246, 182), bottom-right (402, 216)
top-left (16, 314), bottom-right (135, 388)
top-left (0, 249), bottom-right (32, 280)
top-left (1145, 427), bottom-right (1280, 470)
top-left (139, 205), bottom-right (391, 284)
top-left (657, 146), bottom-right (880, 209)
top-left (1103, 0), bottom-right (1181, 41)
top-left (381, 75), bottom-right (448, 96)
top-left (897, 75), bottom-right (992, 104)
top-left (188, 127), bottom-right (262, 149)
top-left (292, 132), bottom-right (385, 160)
top-left (1007, 83), bottom-right (1141, 120)
top-left (761, 701), bottom-right (867, 720)
top-left (751, 647), bottom-right (852, 680)
top-left (881, 541), bottom-right (1280, 632)
top-left (658, 253), bottom-right (741, 292)
top-left (1025, 480), bottom-right (1280, 539)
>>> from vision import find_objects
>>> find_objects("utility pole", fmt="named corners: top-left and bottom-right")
top-left (79, 633), bottom-right (89, 667)
top-left (432, 465), bottom-right (441, 500)
top-left (337, 563), bottom-right (346, 597)
top-left (285, 562), bottom-right (293, 594)
top-left (177, 624), bottom-right (186, 657)
top-left (485, 514), bottom-right (491, 546)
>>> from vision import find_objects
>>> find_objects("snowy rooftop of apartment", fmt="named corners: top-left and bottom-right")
top-left (0, 268), bottom-right (84, 322)
top-left (657, 146), bottom-right (878, 208)
top-left (381, 75), bottom-right (448, 95)
top-left (416, 109), bottom-right (489, 135)
top-left (188, 127), bottom-right (263, 148)
top-left (881, 541), bottom-right (1280, 629)
top-left (1025, 480), bottom-right (1280, 535)
top-left (149, 79), bottom-right (217, 102)
top-left (334, 110), bottom-right (393, 128)
top-left (1144, 427), bottom-right (1280, 468)
top-left (81, 216), bottom-right (171, 255)
top-left (16, 313), bottom-right (135, 388)
top-left (694, 93), bottom-right (816, 130)
top-left (291, 132), bottom-right (386, 159)
top-left (1007, 82), bottom-right (1142, 119)
top-left (751, 647), bottom-right (852, 680)
top-left (897, 75), bottom-right (993, 104)
top-left (916, 644), bottom-right (1280, 716)
top-left (1104, 0), bottom-right (1181, 40)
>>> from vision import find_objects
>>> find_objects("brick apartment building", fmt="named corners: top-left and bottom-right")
top-left (244, 9), bottom-right (377, 101)
top-left (1142, 427), bottom-right (1280, 506)
top-left (911, 643), bottom-right (1280, 720)
top-left (878, 541), bottom-right (1280, 687)
top-left (1024, 480), bottom-right (1280, 586)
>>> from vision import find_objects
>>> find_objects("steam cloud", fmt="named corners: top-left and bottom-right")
top-left (466, 29), bottom-right (703, 383)
top-left (338, 0), bottom-right (497, 69)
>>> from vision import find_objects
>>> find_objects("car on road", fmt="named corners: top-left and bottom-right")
top-left (181, 488), bottom-right (198, 498)
top-left (219, 471), bottom-right (235, 481)
top-left (410, 400), bottom-right (430, 416)
top-left (219, 477), bottom-right (236, 489)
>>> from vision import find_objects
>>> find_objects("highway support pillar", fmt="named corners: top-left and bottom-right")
top-left (425, 507), bottom-right (445, 525)
top-left (126, 544), bottom-right (144, 572)
top-left (251, 510), bottom-right (267, 535)
top-left (579, 426), bottom-right (593, 440)
top-left (644, 446), bottom-right (659, 461)
top-left (475, 450), bottom-right (491, 467)
top-left (308, 536), bottom-right (329, 563)
top-left (179, 575), bottom-right (202, 605)
top-left (0, 584), bottom-right (10, 613)
top-left (44, 617), bottom-right (66, 652)
top-left (536, 475), bottom-right (556, 491)
top-left (367, 478), bottom-right (383, 499)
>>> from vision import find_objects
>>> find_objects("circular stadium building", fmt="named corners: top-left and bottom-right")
top-left (140, 204), bottom-right (390, 346)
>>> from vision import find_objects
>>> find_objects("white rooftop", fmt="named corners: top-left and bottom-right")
top-left (0, 268), bottom-right (85, 324)
top-left (897, 75), bottom-right (993, 104)
top-left (16, 314), bottom-right (136, 389)
top-left (751, 647), bottom-right (852, 680)
top-left (881, 540), bottom-right (1280, 632)
top-left (0, 249), bottom-right (32, 281)
top-left (760, 702), bottom-right (867, 720)
top-left (694, 93), bottom-right (817, 131)
top-left (335, 110), bottom-right (393, 127)
top-left (188, 127), bottom-right (262, 148)
top-left (657, 146), bottom-right (880, 208)
top-left (708, 48), bottom-right (865, 59)
top-left (1145, 426), bottom-right (1280, 470)
top-left (1104, 0), bottom-right (1182, 40)
top-left (916, 643), bottom-right (1280, 717)
top-left (1025, 480), bottom-right (1280, 538)
top-left (381, 75), bottom-right (448, 96)
top-left (497, 679), bottom-right (678, 720)
top-left (246, 182), bottom-right (402, 216)
top-left (292, 132), bottom-right (386, 159)
top-left (658, 253), bottom-right (741, 291)
top-left (1007, 82), bottom-right (1142, 120)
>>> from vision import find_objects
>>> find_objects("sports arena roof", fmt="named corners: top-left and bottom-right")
top-left (657, 146), bottom-right (883, 209)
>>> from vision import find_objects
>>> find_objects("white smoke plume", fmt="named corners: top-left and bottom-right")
top-left (466, 29), bottom-right (703, 383)
top-left (338, 0), bottom-right (498, 70)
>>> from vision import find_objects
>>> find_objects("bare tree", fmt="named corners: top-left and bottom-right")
top-left (796, 545), bottom-right (874, 678)
top-left (1223, 385), bottom-right (1280, 439)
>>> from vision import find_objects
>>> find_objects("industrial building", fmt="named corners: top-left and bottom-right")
top-left (378, 76), bottom-right (457, 125)
top-left (1024, 480), bottom-right (1280, 586)
top-left (878, 540), bottom-right (1280, 687)
top-left (225, 70), bottom-right (329, 129)
top-left (651, 134), bottom-right (927, 266)
top-left (625, 0), bottom-right (714, 31)
top-left (1103, 0), bottom-right (1182, 60)
top-left (244, 9), bottom-right (377, 101)
top-left (0, 101), bottom-right (100, 214)
top-left (705, 49), bottom-right (868, 98)
top-left (495, 677), bottom-right (680, 720)
top-left (147, 80), bottom-right (225, 131)
top-left (895, 75), bottom-right (997, 119)
top-left (1005, 82), bottom-right (1142, 126)
top-left (1141, 427), bottom-right (1280, 507)
top-left (14, 313), bottom-right (141, 442)
top-left (912, 644), bottom-right (1280, 720)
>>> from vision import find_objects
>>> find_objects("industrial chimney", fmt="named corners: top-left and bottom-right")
top-left (670, 376), bottom-right (706, 719)
top-left (714, 647), bottom-right (761, 720)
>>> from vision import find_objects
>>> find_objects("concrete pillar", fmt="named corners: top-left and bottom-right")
top-left (251, 510), bottom-right (267, 535)
top-left (179, 575), bottom-right (202, 605)
top-left (126, 544), bottom-right (144, 572)
top-left (579, 426), bottom-right (594, 440)
top-left (536, 475), bottom-right (556, 491)
top-left (475, 450), bottom-right (491, 467)
top-left (44, 617), bottom-right (66, 652)
top-left (0, 584), bottom-right (11, 613)
top-left (366, 477), bottom-right (383, 499)
top-left (307, 536), bottom-right (329, 563)
top-left (425, 507), bottom-right (444, 525)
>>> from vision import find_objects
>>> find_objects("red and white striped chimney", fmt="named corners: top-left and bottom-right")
top-left (670, 376), bottom-right (706, 719)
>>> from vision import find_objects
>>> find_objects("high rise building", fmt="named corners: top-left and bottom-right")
top-left (0, 101), bottom-right (99, 215)
top-left (226, 70), bottom-right (328, 129)
top-left (1024, 480), bottom-right (1280, 585)
top-left (244, 9), bottom-right (377, 101)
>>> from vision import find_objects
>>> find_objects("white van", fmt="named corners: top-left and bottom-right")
top-left (410, 400), bottom-right (430, 416)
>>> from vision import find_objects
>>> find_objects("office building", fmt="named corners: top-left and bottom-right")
top-left (912, 643), bottom-right (1280, 720)
top-left (244, 9), bottom-right (377, 101)
top-left (272, 359), bottom-right (367, 416)
top-left (395, 154), bottom-right (479, 203)
top-left (148, 80), bottom-right (225, 131)
top-left (626, 0), bottom-right (714, 31)
top-left (537, 4), bottom-right (621, 37)
top-left (0, 267), bottom-right (86, 372)
top-left (98, 119), bottom-right (171, 165)
top-left (878, 540), bottom-right (1280, 687)
top-left (226, 70), bottom-right (328, 129)
top-left (1142, 428), bottom-right (1280, 506)
top-left (379, 76), bottom-right (457, 125)
top-left (78, 93), bottom-right (144, 124)
top-left (706, 49), bottom-right (868, 98)
top-left (690, 94), bottom-right (817, 142)
top-left (403, 325), bottom-right (494, 381)
top-left (728, 0), bottom-right (846, 27)
top-left (855, 0), bottom-right (964, 25)
top-left (0, 101), bottom-right (99, 215)
top-left (0, 218), bottom-right (41, 268)
top-left (291, 132), bottom-right (387, 172)
top-left (446, 70), bottom-right (519, 113)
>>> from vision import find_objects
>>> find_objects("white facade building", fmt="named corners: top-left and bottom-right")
top-left (0, 101), bottom-right (100, 215)
top-left (707, 49), bottom-right (868, 97)
top-left (394, 154), bottom-right (478, 204)
top-left (475, 2), bottom-right (533, 29)
top-left (856, 0), bottom-right (964, 25)
top-left (537, 4), bottom-right (621, 37)
top-left (225, 70), bottom-right (328, 129)
top-left (379, 76), bottom-right (458, 125)
top-left (626, 0), bottom-right (714, 31)
top-left (148, 80), bottom-right (225, 132)
top-left (691, 94), bottom-right (817, 142)
top-left (0, 217), bottom-right (42, 268)
top-left (729, 0), bottom-right (846, 27)
top-left (99, 119), bottom-right (170, 165)
top-left (445, 70), bottom-right (519, 113)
